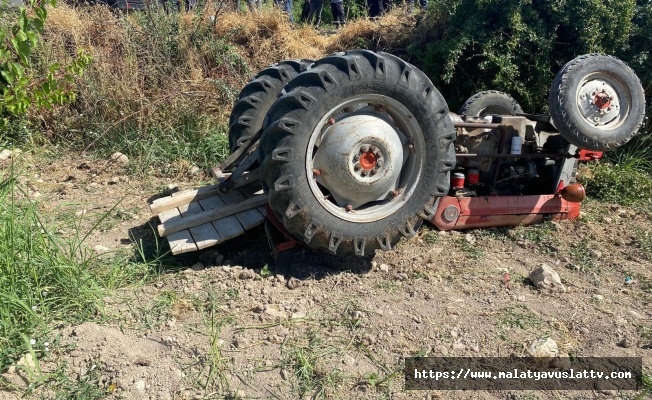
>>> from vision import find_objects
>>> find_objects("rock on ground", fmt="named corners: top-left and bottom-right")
top-left (529, 264), bottom-right (566, 293)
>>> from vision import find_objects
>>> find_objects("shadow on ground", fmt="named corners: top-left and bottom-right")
top-left (128, 219), bottom-right (373, 280)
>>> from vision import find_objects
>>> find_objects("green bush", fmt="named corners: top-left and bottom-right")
top-left (403, 0), bottom-right (647, 113)
top-left (581, 162), bottom-right (652, 207)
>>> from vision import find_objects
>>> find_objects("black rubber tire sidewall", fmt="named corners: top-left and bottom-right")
top-left (259, 50), bottom-right (456, 256)
top-left (458, 90), bottom-right (523, 116)
top-left (549, 54), bottom-right (646, 151)
top-left (228, 59), bottom-right (312, 153)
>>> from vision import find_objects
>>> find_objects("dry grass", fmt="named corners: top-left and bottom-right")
top-left (24, 4), bottom-right (416, 160)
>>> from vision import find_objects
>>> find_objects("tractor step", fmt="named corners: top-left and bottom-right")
top-left (150, 174), bottom-right (267, 255)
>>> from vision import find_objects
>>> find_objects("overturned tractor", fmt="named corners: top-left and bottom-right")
top-left (150, 51), bottom-right (646, 257)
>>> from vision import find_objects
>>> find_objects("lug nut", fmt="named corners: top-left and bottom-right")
top-left (360, 146), bottom-right (368, 153)
top-left (354, 164), bottom-right (361, 171)
top-left (361, 171), bottom-right (368, 177)
top-left (369, 170), bottom-right (376, 176)
top-left (345, 204), bottom-right (353, 212)
top-left (353, 154), bottom-right (360, 161)
top-left (312, 169), bottom-right (321, 176)
top-left (375, 151), bottom-right (382, 158)
top-left (370, 145), bottom-right (377, 152)
top-left (377, 160), bottom-right (384, 167)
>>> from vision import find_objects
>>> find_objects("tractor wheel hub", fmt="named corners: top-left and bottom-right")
top-left (312, 113), bottom-right (404, 209)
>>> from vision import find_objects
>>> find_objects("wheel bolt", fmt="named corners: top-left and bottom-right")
top-left (361, 170), bottom-right (368, 177)
top-left (312, 169), bottom-right (321, 176)
top-left (360, 146), bottom-right (368, 153)
top-left (354, 164), bottom-right (361, 171)
top-left (353, 154), bottom-right (360, 161)
top-left (377, 160), bottom-right (384, 167)
top-left (370, 146), bottom-right (377, 152)
top-left (375, 151), bottom-right (382, 158)
top-left (369, 170), bottom-right (376, 176)
top-left (345, 204), bottom-right (353, 212)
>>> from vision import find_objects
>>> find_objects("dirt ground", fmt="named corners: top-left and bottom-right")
top-left (1, 153), bottom-right (651, 399)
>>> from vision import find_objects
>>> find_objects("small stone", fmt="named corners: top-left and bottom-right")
top-left (578, 327), bottom-right (590, 335)
top-left (589, 249), bottom-right (602, 259)
top-left (627, 309), bottom-right (644, 320)
top-left (435, 344), bottom-right (449, 355)
top-left (94, 245), bottom-right (110, 253)
top-left (529, 264), bottom-right (566, 293)
top-left (252, 304), bottom-right (265, 313)
top-left (592, 294), bottom-right (604, 301)
top-left (291, 311), bottom-right (306, 319)
top-left (351, 310), bottom-right (365, 320)
top-left (379, 263), bottom-right (389, 272)
top-left (264, 307), bottom-right (286, 319)
top-left (526, 337), bottom-right (559, 357)
top-left (603, 217), bottom-right (613, 223)
top-left (450, 330), bottom-right (458, 339)
top-left (162, 336), bottom-right (176, 346)
top-left (280, 369), bottom-right (289, 380)
top-left (0, 149), bottom-right (11, 160)
top-left (233, 337), bottom-right (248, 349)
top-left (189, 166), bottom-right (200, 175)
top-left (371, 261), bottom-right (378, 268)
top-left (617, 338), bottom-right (633, 348)
top-left (238, 269), bottom-right (256, 280)
top-left (75, 209), bottom-right (87, 217)
top-left (191, 262), bottom-right (205, 272)
top-left (452, 342), bottom-right (466, 351)
top-left (286, 278), bottom-right (301, 290)
top-left (342, 355), bottom-right (356, 366)
top-left (166, 318), bottom-right (177, 328)
top-left (108, 177), bottom-right (120, 185)
top-left (517, 295), bottom-right (526, 302)
top-left (464, 234), bottom-right (476, 244)
top-left (133, 380), bottom-right (146, 393)
top-left (109, 152), bottom-right (129, 166)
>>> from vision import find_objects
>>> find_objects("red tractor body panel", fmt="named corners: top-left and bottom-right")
top-left (430, 195), bottom-right (581, 231)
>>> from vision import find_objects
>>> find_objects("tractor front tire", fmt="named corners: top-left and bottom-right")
top-left (259, 50), bottom-right (456, 256)
top-left (549, 54), bottom-right (645, 151)
top-left (458, 90), bottom-right (523, 117)
top-left (228, 59), bottom-right (312, 153)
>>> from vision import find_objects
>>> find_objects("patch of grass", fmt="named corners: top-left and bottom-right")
top-left (51, 360), bottom-right (109, 400)
top-left (281, 329), bottom-right (344, 399)
top-left (421, 228), bottom-right (440, 244)
top-left (0, 165), bottom-right (167, 384)
top-left (194, 290), bottom-right (234, 391)
top-left (637, 372), bottom-right (652, 400)
top-left (569, 239), bottom-right (597, 273)
top-left (581, 162), bottom-right (652, 208)
top-left (377, 280), bottom-right (399, 293)
top-left (636, 228), bottom-right (652, 261)
top-left (499, 307), bottom-right (542, 330)
top-left (510, 222), bottom-right (560, 254)
top-left (459, 239), bottom-right (484, 260)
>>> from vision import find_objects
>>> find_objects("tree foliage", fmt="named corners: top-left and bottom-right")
top-left (403, 0), bottom-right (647, 113)
top-left (0, 0), bottom-right (91, 132)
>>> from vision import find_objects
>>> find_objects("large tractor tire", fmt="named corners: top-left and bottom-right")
top-left (228, 59), bottom-right (312, 153)
top-left (458, 90), bottom-right (523, 116)
top-left (259, 50), bottom-right (456, 256)
top-left (549, 54), bottom-right (645, 151)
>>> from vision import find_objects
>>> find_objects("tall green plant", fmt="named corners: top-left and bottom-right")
top-left (0, 0), bottom-right (91, 133)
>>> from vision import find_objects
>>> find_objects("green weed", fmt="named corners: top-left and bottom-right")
top-left (570, 239), bottom-right (597, 273)
top-left (499, 306), bottom-right (542, 330)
